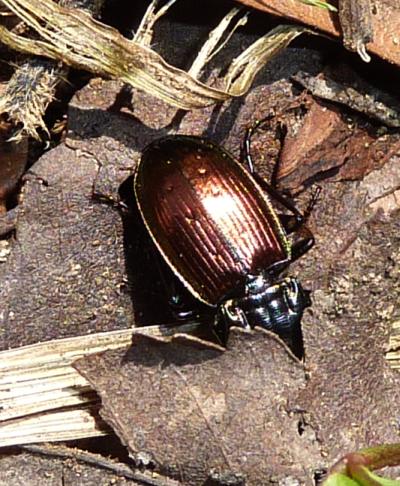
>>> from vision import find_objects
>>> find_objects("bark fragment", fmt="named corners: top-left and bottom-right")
top-left (338, 0), bottom-right (374, 62)
top-left (235, 0), bottom-right (400, 66)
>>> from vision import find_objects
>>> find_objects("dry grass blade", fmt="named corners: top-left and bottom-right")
top-left (1, 0), bottom-right (229, 109)
top-left (134, 0), bottom-right (178, 47)
top-left (0, 407), bottom-right (109, 447)
top-left (0, 323), bottom-right (200, 446)
top-left (0, 0), bottom-right (309, 109)
top-left (386, 319), bottom-right (400, 370)
top-left (188, 7), bottom-right (248, 79)
top-left (225, 24), bottom-right (308, 94)
top-left (0, 373), bottom-right (95, 421)
top-left (299, 0), bottom-right (337, 11)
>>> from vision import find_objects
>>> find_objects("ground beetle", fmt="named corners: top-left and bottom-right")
top-left (134, 120), bottom-right (318, 358)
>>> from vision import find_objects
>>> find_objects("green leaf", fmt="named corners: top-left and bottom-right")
top-left (326, 445), bottom-right (400, 486)
top-left (324, 473), bottom-right (361, 486)
top-left (352, 466), bottom-right (400, 486)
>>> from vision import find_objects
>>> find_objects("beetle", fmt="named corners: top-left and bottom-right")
top-left (134, 122), bottom-right (318, 358)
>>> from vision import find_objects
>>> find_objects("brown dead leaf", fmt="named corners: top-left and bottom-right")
top-left (74, 328), bottom-right (322, 485)
top-left (291, 210), bottom-right (400, 460)
top-left (278, 99), bottom-right (349, 187)
top-left (277, 98), bottom-right (400, 192)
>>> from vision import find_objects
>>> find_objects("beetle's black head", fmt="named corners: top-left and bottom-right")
top-left (215, 276), bottom-right (310, 358)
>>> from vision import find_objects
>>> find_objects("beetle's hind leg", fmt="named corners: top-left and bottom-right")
top-left (154, 252), bottom-right (199, 320)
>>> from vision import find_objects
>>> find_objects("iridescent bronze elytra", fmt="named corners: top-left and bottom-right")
top-left (134, 122), bottom-right (318, 358)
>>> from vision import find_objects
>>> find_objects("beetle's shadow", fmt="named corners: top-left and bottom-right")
top-left (118, 176), bottom-right (171, 326)
top-left (118, 176), bottom-right (215, 337)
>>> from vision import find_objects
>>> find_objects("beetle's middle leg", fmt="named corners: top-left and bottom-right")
top-left (276, 186), bottom-right (320, 234)
top-left (288, 225), bottom-right (315, 263)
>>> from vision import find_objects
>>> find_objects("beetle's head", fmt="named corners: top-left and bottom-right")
top-left (215, 276), bottom-right (310, 358)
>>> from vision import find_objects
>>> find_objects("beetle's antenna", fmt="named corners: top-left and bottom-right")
top-left (243, 112), bottom-right (276, 174)
top-left (303, 185), bottom-right (321, 222)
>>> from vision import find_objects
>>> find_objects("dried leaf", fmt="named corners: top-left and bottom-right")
top-left (292, 189), bottom-right (400, 461)
top-left (0, 324), bottom-right (200, 424)
top-left (74, 328), bottom-right (322, 485)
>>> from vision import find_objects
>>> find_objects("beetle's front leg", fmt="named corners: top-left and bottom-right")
top-left (214, 302), bottom-right (250, 345)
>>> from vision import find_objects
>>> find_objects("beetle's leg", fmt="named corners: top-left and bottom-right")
top-left (278, 187), bottom-right (320, 234)
top-left (168, 283), bottom-right (197, 319)
top-left (278, 214), bottom-right (299, 234)
top-left (289, 226), bottom-right (315, 263)
top-left (253, 172), bottom-right (303, 222)
top-left (243, 104), bottom-right (306, 180)
top-left (253, 175), bottom-right (321, 236)
top-left (243, 116), bottom-right (304, 222)
top-left (243, 114), bottom-right (276, 174)
top-left (151, 245), bottom-right (199, 319)
top-left (214, 301), bottom-right (250, 346)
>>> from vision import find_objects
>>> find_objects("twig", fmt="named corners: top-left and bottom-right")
top-left (21, 443), bottom-right (181, 486)
top-left (292, 71), bottom-right (400, 128)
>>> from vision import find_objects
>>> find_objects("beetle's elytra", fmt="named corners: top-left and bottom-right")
top-left (134, 132), bottom-right (316, 358)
